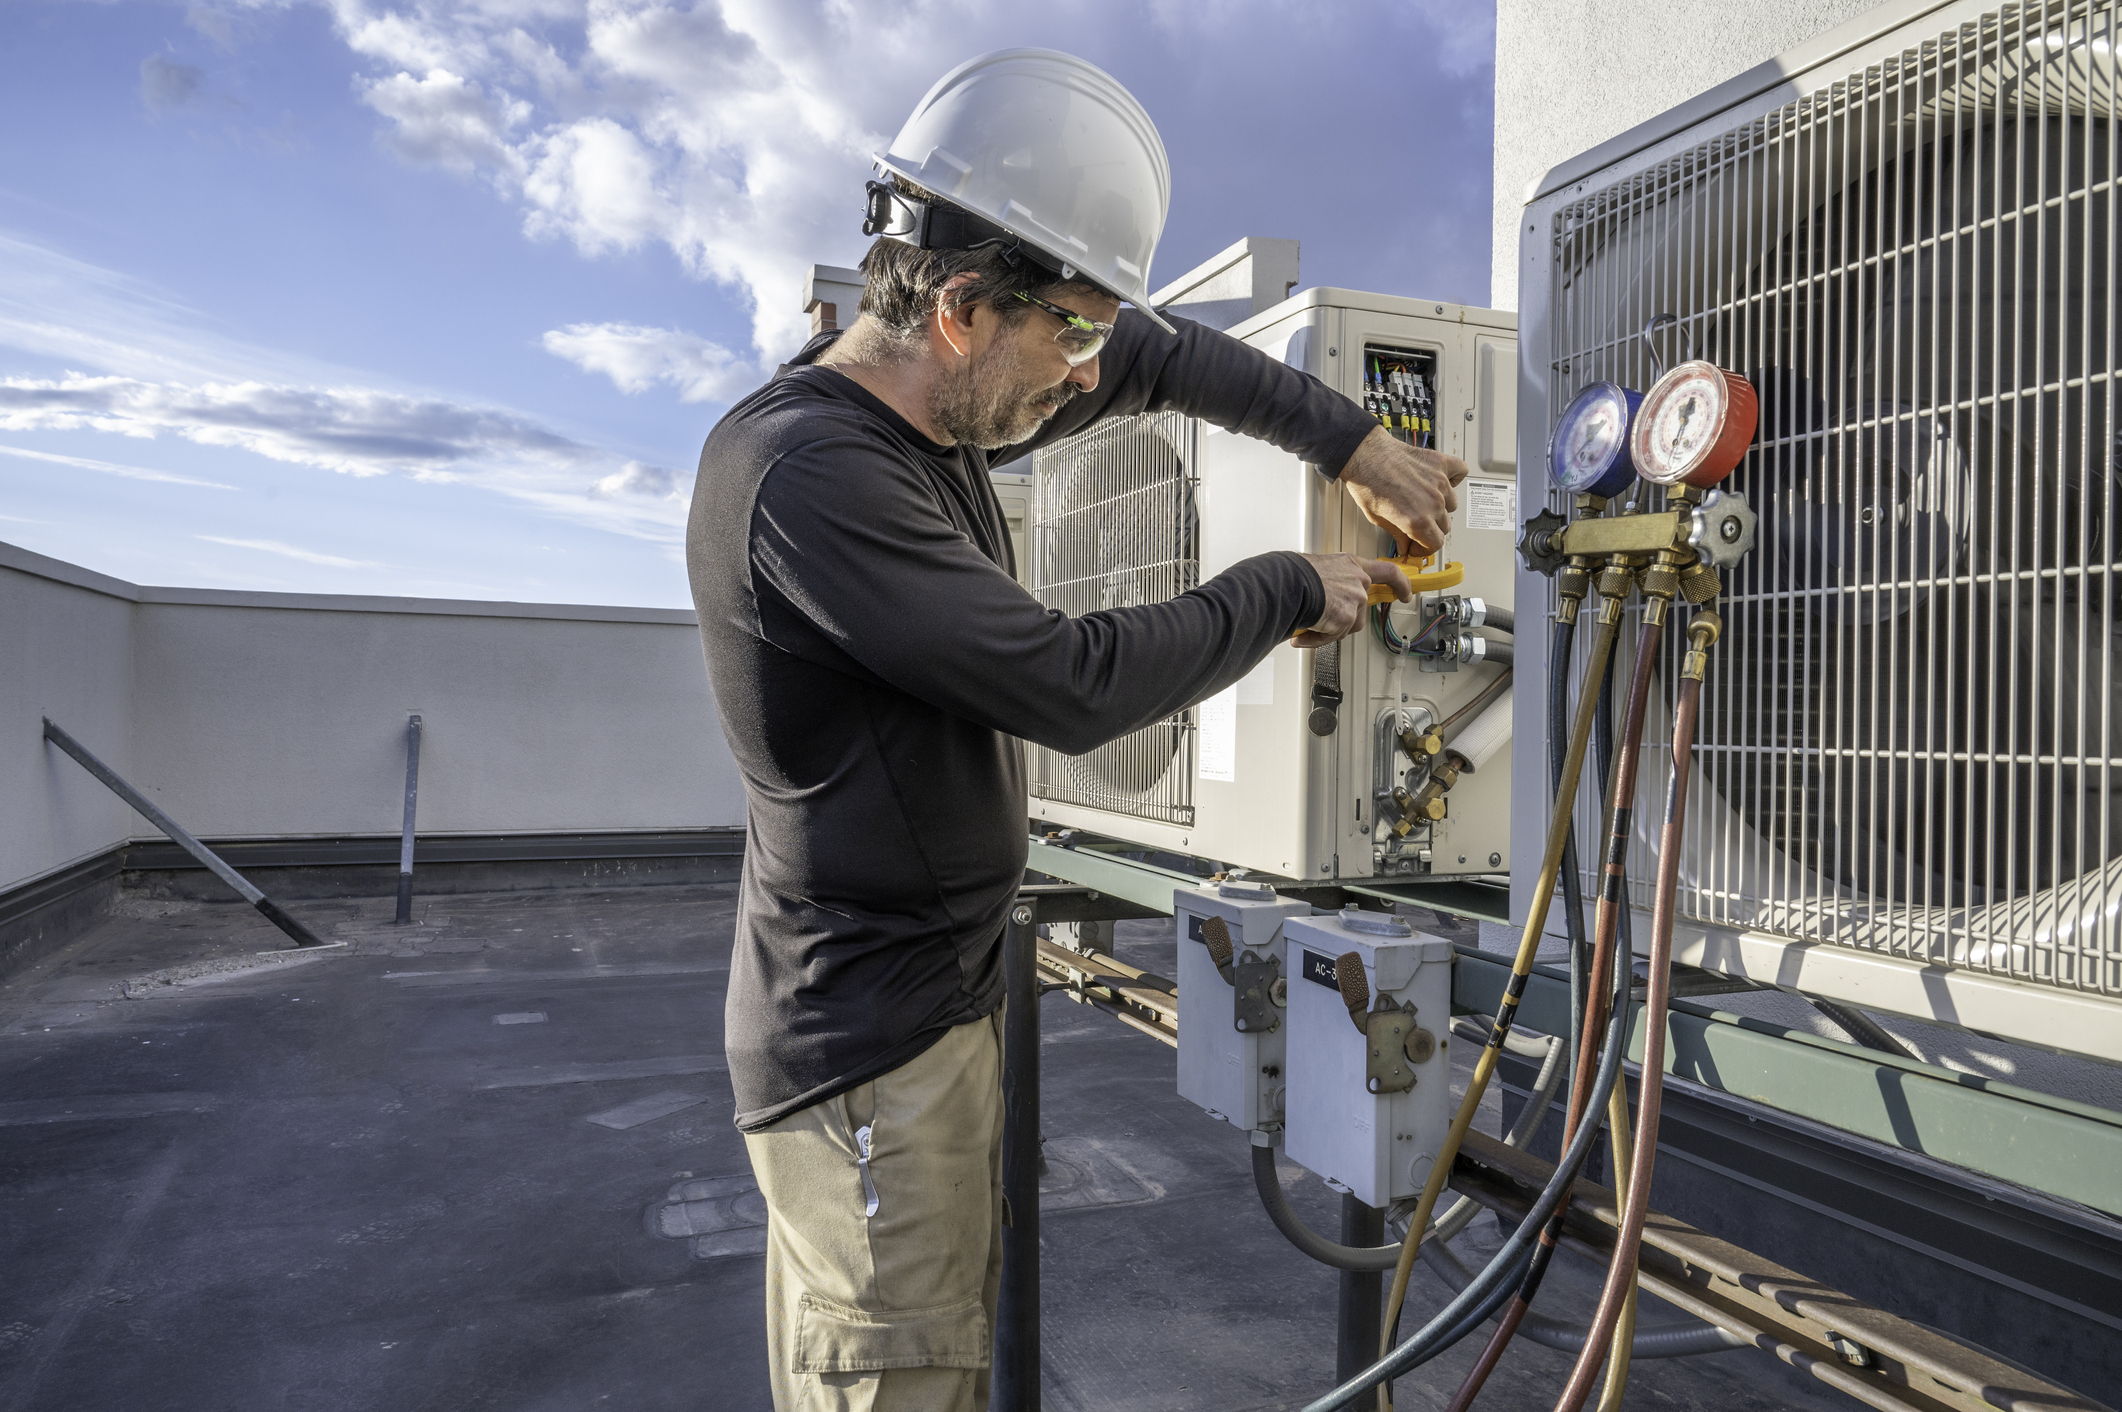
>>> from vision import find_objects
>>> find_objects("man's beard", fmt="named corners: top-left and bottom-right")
top-left (929, 335), bottom-right (1076, 450)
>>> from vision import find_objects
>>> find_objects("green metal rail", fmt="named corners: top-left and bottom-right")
top-left (1022, 833), bottom-right (2122, 1220)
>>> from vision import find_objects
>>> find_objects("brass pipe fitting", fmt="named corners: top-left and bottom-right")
top-left (1677, 559), bottom-right (1722, 603)
top-left (1556, 555), bottom-right (1595, 626)
top-left (1399, 725), bottom-right (1445, 761)
top-left (1682, 609), bottom-right (1723, 682)
top-left (1595, 557), bottom-right (1641, 605)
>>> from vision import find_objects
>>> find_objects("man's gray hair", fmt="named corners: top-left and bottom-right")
top-left (855, 177), bottom-right (1094, 359)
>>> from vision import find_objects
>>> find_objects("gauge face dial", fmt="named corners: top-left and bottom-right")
top-left (1634, 361), bottom-right (1753, 486)
top-left (1548, 382), bottom-right (1638, 496)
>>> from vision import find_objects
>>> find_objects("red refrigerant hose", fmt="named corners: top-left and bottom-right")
top-left (1550, 612), bottom-right (1719, 1412)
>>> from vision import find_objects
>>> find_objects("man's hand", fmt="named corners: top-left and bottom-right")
top-left (1339, 425), bottom-right (1469, 555)
top-left (1294, 554), bottom-right (1411, 648)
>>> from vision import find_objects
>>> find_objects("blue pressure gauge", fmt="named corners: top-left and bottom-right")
top-left (1547, 381), bottom-right (1643, 496)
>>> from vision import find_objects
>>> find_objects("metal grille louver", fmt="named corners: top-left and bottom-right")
top-left (1547, 0), bottom-right (2119, 996)
top-left (1026, 411), bottom-right (1201, 825)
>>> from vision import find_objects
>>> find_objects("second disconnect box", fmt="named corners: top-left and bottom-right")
top-left (1282, 909), bottom-right (1454, 1209)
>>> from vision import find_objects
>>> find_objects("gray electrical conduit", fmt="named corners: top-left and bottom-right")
top-left (1415, 1240), bottom-right (1747, 1358)
top-left (1251, 1025), bottom-right (1566, 1271)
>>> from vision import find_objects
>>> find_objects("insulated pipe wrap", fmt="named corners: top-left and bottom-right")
top-left (1451, 686), bottom-right (1514, 773)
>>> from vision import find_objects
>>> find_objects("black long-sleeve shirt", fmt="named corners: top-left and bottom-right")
top-left (689, 310), bottom-right (1375, 1130)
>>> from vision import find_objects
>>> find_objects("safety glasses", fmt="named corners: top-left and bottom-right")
top-left (1013, 291), bottom-right (1113, 366)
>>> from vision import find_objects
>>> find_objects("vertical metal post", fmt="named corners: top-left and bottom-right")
top-left (395, 715), bottom-right (422, 924)
top-left (996, 901), bottom-right (1040, 1411)
top-left (1335, 1194), bottom-right (1385, 1383)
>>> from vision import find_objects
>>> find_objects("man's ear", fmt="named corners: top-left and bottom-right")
top-left (933, 273), bottom-right (984, 359)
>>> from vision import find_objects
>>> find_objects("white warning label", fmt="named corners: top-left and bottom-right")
top-left (1197, 685), bottom-right (1237, 782)
top-left (1466, 479), bottom-right (1517, 531)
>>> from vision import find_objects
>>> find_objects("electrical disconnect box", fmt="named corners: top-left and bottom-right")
top-left (1175, 880), bottom-right (1311, 1133)
top-left (1281, 909), bottom-right (1454, 1209)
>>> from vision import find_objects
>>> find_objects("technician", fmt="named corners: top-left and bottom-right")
top-left (687, 49), bottom-right (1469, 1412)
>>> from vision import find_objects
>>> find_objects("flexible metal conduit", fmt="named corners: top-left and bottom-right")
top-left (1252, 1026), bottom-right (1569, 1273)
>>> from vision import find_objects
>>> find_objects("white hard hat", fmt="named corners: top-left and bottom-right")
top-left (870, 49), bottom-right (1176, 333)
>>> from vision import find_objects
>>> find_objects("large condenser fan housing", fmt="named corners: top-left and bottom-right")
top-left (1533, 1), bottom-right (2121, 1003)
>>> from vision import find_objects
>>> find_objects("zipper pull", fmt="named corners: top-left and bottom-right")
top-left (855, 1124), bottom-right (880, 1218)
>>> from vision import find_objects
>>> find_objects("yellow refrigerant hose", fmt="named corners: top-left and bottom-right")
top-left (1374, 592), bottom-right (1625, 1407)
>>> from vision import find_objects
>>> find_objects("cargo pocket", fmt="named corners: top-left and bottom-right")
top-left (791, 1292), bottom-right (990, 1373)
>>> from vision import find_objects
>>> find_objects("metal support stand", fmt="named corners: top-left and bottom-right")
top-left (41, 717), bottom-right (331, 949)
top-left (1336, 1193), bottom-right (1385, 1383)
top-left (395, 714), bottom-right (423, 924)
top-left (996, 901), bottom-right (1041, 1411)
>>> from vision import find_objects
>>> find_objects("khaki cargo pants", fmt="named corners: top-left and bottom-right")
top-left (743, 1009), bottom-right (1005, 1411)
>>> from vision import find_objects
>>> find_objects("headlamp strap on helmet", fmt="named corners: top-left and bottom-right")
top-left (861, 179), bottom-right (1074, 281)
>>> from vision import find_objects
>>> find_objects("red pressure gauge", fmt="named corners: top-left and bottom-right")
top-left (1632, 360), bottom-right (1758, 488)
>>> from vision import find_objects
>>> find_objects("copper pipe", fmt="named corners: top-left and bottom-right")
top-left (1552, 651), bottom-right (1709, 1412)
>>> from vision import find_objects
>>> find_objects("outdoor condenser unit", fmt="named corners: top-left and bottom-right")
top-left (1027, 289), bottom-right (1522, 882)
top-left (1511, 0), bottom-right (2122, 1060)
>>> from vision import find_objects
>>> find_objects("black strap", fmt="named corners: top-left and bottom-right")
top-left (862, 180), bottom-right (1069, 279)
top-left (1308, 642), bottom-right (1343, 737)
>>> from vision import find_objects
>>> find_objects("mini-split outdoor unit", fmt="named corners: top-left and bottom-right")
top-left (1511, 0), bottom-right (2122, 1059)
top-left (1026, 275), bottom-right (1521, 883)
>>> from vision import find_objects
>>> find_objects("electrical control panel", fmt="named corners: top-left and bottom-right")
top-left (1281, 909), bottom-right (1454, 1208)
top-left (1175, 880), bottom-right (1312, 1134)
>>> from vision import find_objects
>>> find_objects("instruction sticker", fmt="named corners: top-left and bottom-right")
top-left (1466, 479), bottom-right (1517, 532)
top-left (1198, 685), bottom-right (1237, 782)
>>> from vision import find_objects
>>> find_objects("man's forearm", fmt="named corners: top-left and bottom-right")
top-left (1010, 310), bottom-right (1377, 475)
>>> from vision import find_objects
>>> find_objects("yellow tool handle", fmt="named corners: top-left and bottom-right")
top-left (1368, 556), bottom-right (1464, 605)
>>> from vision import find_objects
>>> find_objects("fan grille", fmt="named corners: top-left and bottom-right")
top-left (1545, 0), bottom-right (2121, 996)
top-left (1025, 411), bottom-right (1201, 825)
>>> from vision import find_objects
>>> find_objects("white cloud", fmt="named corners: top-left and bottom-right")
top-left (320, 0), bottom-right (1497, 380)
top-left (542, 322), bottom-right (748, 403)
top-left (0, 372), bottom-right (581, 478)
top-left (0, 232), bottom-right (696, 544)
top-left (319, 0), bottom-right (921, 366)
top-left (0, 372), bottom-right (690, 541)
top-left (590, 460), bottom-right (682, 498)
top-left (0, 441), bottom-right (236, 489)
top-left (197, 535), bottom-right (382, 568)
top-left (360, 68), bottom-right (529, 174)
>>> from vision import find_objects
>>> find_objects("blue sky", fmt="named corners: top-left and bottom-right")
top-left (0, 0), bottom-right (1496, 608)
